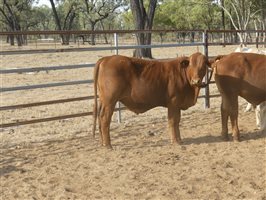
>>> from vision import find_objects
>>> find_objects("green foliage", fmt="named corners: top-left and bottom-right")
top-left (0, 0), bottom-right (36, 31)
top-left (0, 0), bottom-right (264, 32)
top-left (153, 0), bottom-right (221, 29)
top-left (30, 5), bottom-right (54, 30)
top-left (78, 0), bottom-right (125, 30)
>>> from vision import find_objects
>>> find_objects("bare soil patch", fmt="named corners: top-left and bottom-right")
top-left (1, 44), bottom-right (265, 199)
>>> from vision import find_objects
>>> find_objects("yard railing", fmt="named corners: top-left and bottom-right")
top-left (1, 29), bottom-right (265, 129)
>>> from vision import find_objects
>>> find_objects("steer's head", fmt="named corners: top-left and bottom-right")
top-left (183, 52), bottom-right (209, 87)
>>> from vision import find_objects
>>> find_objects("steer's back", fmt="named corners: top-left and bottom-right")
top-left (215, 52), bottom-right (266, 105)
top-left (97, 55), bottom-right (173, 112)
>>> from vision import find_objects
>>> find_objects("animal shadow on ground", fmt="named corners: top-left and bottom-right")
top-left (240, 129), bottom-right (266, 141)
top-left (112, 127), bottom-right (266, 149)
top-left (183, 129), bottom-right (266, 145)
top-left (0, 156), bottom-right (27, 177)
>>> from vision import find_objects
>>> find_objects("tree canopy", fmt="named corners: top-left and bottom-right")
top-left (0, 0), bottom-right (265, 45)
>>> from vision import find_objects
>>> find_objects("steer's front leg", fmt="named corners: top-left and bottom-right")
top-left (168, 107), bottom-right (182, 144)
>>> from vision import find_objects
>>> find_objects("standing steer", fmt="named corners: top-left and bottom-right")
top-left (235, 47), bottom-right (266, 130)
top-left (213, 52), bottom-right (266, 141)
top-left (93, 53), bottom-right (209, 148)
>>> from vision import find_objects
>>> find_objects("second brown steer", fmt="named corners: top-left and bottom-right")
top-left (93, 52), bottom-right (209, 148)
top-left (213, 52), bottom-right (266, 141)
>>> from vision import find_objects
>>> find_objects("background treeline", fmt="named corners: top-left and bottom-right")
top-left (0, 0), bottom-right (265, 46)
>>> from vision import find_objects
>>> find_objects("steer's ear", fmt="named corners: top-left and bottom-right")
top-left (180, 59), bottom-right (189, 68)
top-left (209, 55), bottom-right (225, 69)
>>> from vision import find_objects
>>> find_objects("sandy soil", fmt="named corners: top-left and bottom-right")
top-left (1, 42), bottom-right (266, 200)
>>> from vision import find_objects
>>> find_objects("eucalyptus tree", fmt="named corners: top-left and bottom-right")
top-left (49, 0), bottom-right (79, 44)
top-left (130, 0), bottom-right (158, 58)
top-left (0, 0), bottom-right (35, 45)
top-left (80, 0), bottom-right (124, 45)
top-left (252, 0), bottom-right (266, 44)
top-left (31, 5), bottom-right (54, 30)
top-left (216, 0), bottom-right (263, 46)
top-left (154, 0), bottom-right (220, 43)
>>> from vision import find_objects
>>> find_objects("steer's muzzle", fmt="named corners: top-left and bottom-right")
top-left (191, 78), bottom-right (202, 86)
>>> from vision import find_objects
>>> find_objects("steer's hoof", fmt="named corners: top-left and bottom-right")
top-left (102, 144), bottom-right (113, 150)
top-left (221, 134), bottom-right (229, 141)
top-left (172, 140), bottom-right (182, 145)
top-left (233, 137), bottom-right (240, 142)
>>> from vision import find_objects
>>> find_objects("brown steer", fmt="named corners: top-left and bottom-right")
top-left (213, 52), bottom-right (266, 141)
top-left (93, 53), bottom-right (209, 148)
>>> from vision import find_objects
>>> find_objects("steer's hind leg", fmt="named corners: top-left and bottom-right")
top-left (229, 97), bottom-right (240, 142)
top-left (97, 101), bottom-right (103, 142)
top-left (221, 95), bottom-right (239, 141)
top-left (99, 103), bottom-right (116, 148)
top-left (221, 100), bottom-right (229, 141)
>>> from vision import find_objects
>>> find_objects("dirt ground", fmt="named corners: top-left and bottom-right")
top-left (1, 42), bottom-right (266, 200)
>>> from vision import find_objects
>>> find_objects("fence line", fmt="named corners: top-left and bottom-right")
top-left (1, 80), bottom-right (93, 92)
top-left (0, 96), bottom-right (92, 111)
top-left (0, 112), bottom-right (93, 128)
top-left (0, 29), bottom-right (264, 36)
top-left (0, 64), bottom-right (94, 74)
top-left (0, 42), bottom-right (205, 55)
top-left (0, 29), bottom-right (204, 36)
top-left (208, 42), bottom-right (265, 46)
top-left (0, 107), bottom-right (128, 129)
top-left (1, 29), bottom-right (265, 129)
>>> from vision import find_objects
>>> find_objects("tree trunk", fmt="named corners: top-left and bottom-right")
top-left (100, 21), bottom-right (109, 44)
top-left (130, 0), bottom-right (157, 58)
top-left (16, 35), bottom-right (23, 46)
top-left (159, 32), bottom-right (163, 44)
top-left (50, 0), bottom-right (61, 30)
top-left (221, 0), bottom-right (226, 45)
top-left (90, 22), bottom-right (96, 45)
top-left (134, 32), bottom-right (152, 58)
top-left (61, 35), bottom-right (70, 45)
top-left (49, 0), bottom-right (70, 45)
top-left (9, 35), bottom-right (15, 45)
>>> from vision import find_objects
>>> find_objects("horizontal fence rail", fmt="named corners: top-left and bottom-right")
top-left (0, 107), bottom-right (127, 129)
top-left (0, 112), bottom-right (93, 129)
top-left (0, 96), bottom-right (93, 111)
top-left (0, 29), bottom-right (205, 36)
top-left (0, 42), bottom-right (205, 55)
top-left (1, 80), bottom-right (93, 92)
top-left (0, 29), bottom-right (265, 36)
top-left (208, 41), bottom-right (266, 46)
top-left (0, 63), bottom-right (94, 74)
top-left (1, 29), bottom-right (265, 129)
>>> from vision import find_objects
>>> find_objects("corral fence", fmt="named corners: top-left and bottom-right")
top-left (1, 29), bottom-right (265, 129)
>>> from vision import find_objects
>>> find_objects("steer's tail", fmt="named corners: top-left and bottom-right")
top-left (92, 59), bottom-right (101, 138)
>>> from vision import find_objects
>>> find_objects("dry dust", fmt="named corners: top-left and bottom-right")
top-left (1, 43), bottom-right (266, 200)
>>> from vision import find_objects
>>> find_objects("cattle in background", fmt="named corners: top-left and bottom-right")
top-left (234, 46), bottom-right (266, 55)
top-left (259, 101), bottom-right (266, 130)
top-left (213, 52), bottom-right (266, 141)
top-left (244, 101), bottom-right (266, 130)
top-left (93, 53), bottom-right (209, 148)
top-left (235, 47), bottom-right (266, 131)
